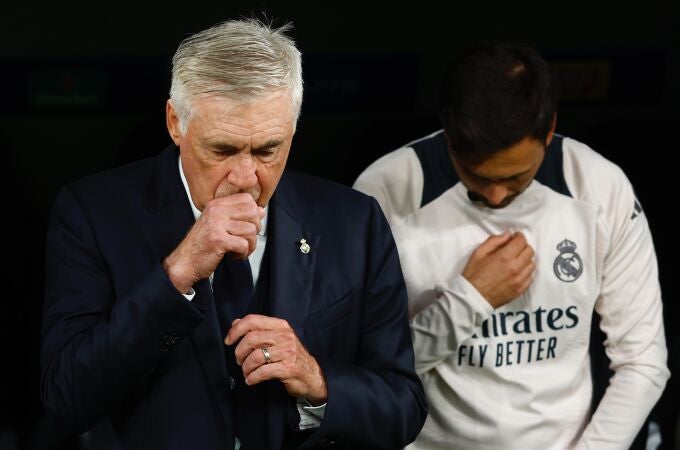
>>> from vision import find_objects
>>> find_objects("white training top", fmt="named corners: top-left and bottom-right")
top-left (354, 130), bottom-right (669, 450)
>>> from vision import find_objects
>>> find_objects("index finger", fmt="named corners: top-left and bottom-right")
top-left (475, 231), bottom-right (512, 257)
top-left (224, 314), bottom-right (290, 345)
top-left (492, 231), bottom-right (527, 255)
top-left (212, 194), bottom-right (265, 221)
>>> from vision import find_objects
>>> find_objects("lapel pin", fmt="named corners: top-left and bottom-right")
top-left (299, 238), bottom-right (311, 254)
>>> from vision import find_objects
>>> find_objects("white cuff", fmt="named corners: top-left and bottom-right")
top-left (297, 398), bottom-right (326, 430)
top-left (451, 275), bottom-right (495, 312)
top-left (182, 287), bottom-right (196, 301)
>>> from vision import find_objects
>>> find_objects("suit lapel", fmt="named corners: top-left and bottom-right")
top-left (267, 174), bottom-right (319, 447)
top-left (268, 174), bottom-right (318, 338)
top-left (146, 146), bottom-right (230, 425)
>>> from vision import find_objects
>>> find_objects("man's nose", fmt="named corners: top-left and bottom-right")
top-left (226, 155), bottom-right (258, 190)
top-left (481, 184), bottom-right (509, 207)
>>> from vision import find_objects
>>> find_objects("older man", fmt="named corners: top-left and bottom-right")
top-left (40, 19), bottom-right (426, 450)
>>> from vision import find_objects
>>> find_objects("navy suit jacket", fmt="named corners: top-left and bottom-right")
top-left (41, 146), bottom-right (426, 450)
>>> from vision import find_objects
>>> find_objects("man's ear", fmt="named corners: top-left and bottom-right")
top-left (166, 100), bottom-right (182, 146)
top-left (546, 113), bottom-right (557, 146)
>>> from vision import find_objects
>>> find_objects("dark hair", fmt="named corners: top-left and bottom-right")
top-left (438, 42), bottom-right (557, 157)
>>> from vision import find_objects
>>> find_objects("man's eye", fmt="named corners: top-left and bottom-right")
top-left (210, 147), bottom-right (238, 156)
top-left (473, 174), bottom-right (492, 184)
top-left (255, 149), bottom-right (277, 158)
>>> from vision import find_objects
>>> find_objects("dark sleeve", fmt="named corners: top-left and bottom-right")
top-left (306, 197), bottom-right (427, 449)
top-left (40, 186), bottom-right (204, 432)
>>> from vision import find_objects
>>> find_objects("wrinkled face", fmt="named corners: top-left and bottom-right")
top-left (166, 90), bottom-right (295, 210)
top-left (450, 135), bottom-right (551, 209)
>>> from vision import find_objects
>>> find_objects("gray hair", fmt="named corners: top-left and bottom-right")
top-left (170, 19), bottom-right (303, 134)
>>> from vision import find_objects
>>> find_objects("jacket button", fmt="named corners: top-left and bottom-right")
top-left (229, 376), bottom-right (236, 390)
top-left (159, 332), bottom-right (179, 352)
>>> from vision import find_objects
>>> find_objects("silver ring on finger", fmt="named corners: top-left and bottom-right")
top-left (261, 347), bottom-right (272, 364)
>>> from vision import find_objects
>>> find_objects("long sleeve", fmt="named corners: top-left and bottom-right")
top-left (40, 186), bottom-right (204, 432)
top-left (575, 175), bottom-right (669, 449)
top-left (410, 275), bottom-right (493, 375)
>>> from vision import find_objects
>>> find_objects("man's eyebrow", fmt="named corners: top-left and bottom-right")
top-left (206, 139), bottom-right (283, 153)
top-left (253, 139), bottom-right (283, 152)
top-left (208, 142), bottom-right (242, 153)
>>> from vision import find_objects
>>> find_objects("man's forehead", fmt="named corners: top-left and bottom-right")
top-left (194, 90), bottom-right (292, 111)
top-left (459, 158), bottom-right (533, 180)
top-left (190, 94), bottom-right (295, 136)
top-left (456, 138), bottom-right (545, 178)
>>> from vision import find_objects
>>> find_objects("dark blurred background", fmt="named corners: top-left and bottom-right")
top-left (1, 1), bottom-right (677, 449)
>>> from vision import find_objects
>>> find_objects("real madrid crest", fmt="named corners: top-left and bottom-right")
top-left (553, 238), bottom-right (583, 282)
top-left (298, 238), bottom-right (311, 254)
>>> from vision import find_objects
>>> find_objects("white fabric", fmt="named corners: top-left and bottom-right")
top-left (354, 133), bottom-right (669, 450)
top-left (297, 398), bottom-right (327, 430)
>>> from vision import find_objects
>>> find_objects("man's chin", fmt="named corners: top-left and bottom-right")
top-left (485, 198), bottom-right (515, 209)
top-left (467, 191), bottom-right (517, 209)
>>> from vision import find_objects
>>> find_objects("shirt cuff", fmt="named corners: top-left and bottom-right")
top-left (182, 287), bottom-right (196, 301)
top-left (451, 275), bottom-right (495, 313)
top-left (297, 398), bottom-right (326, 430)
